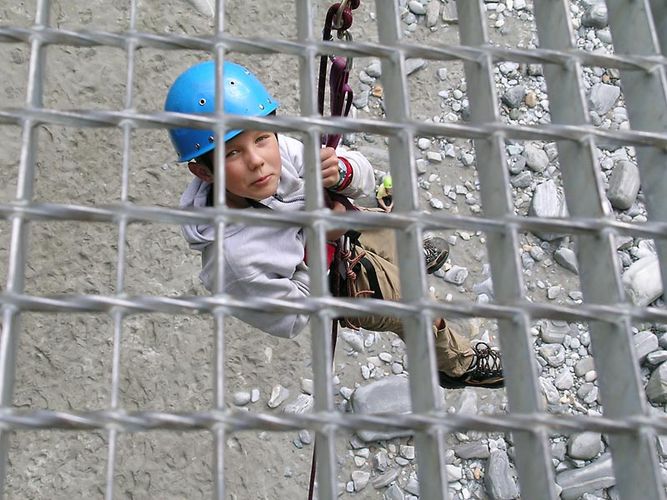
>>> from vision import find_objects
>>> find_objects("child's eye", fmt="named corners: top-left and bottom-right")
top-left (257, 134), bottom-right (270, 143)
top-left (226, 149), bottom-right (239, 158)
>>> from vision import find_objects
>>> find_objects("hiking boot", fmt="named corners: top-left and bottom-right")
top-left (424, 236), bottom-right (450, 274)
top-left (438, 342), bottom-right (505, 389)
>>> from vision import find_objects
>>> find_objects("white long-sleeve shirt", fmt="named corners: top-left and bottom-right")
top-left (180, 135), bottom-right (375, 338)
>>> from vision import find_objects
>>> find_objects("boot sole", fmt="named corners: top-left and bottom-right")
top-left (438, 372), bottom-right (505, 389)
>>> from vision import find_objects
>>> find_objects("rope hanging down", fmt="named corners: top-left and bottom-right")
top-left (308, 3), bottom-right (360, 499)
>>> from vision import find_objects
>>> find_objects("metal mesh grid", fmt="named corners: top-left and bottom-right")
top-left (0, 0), bottom-right (665, 498)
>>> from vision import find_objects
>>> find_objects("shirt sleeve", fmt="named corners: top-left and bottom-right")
top-left (336, 149), bottom-right (376, 199)
top-left (199, 240), bottom-right (312, 339)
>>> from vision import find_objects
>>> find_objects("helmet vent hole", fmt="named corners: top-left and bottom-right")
top-left (208, 136), bottom-right (215, 143)
top-left (198, 98), bottom-right (206, 106)
top-left (258, 104), bottom-right (265, 110)
top-left (230, 80), bottom-right (236, 85)
top-left (195, 143), bottom-right (201, 150)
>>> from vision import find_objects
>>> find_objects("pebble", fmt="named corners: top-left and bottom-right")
top-left (425, 0), bottom-right (440, 27)
top-left (575, 357), bottom-right (595, 377)
top-left (407, 0), bottom-right (426, 15)
top-left (529, 180), bottom-right (568, 241)
top-left (502, 85), bottom-right (525, 109)
top-left (267, 385), bottom-right (290, 408)
top-left (485, 450), bottom-right (520, 499)
top-left (541, 320), bottom-right (572, 344)
top-left (417, 138), bottom-right (432, 150)
top-left (555, 369), bottom-right (574, 390)
top-left (556, 454), bottom-right (614, 500)
top-left (384, 483), bottom-right (405, 499)
top-left (634, 330), bottom-right (659, 362)
top-left (567, 432), bottom-right (602, 460)
top-left (646, 362), bottom-right (667, 403)
top-left (622, 254), bottom-right (663, 307)
top-left (442, 0), bottom-right (458, 22)
top-left (283, 394), bottom-right (314, 414)
top-left (522, 143), bottom-right (550, 172)
top-left (607, 160), bottom-right (640, 210)
top-left (405, 58), bottom-right (426, 75)
top-left (351, 470), bottom-right (370, 491)
top-left (444, 265), bottom-right (469, 285)
top-left (589, 83), bottom-right (620, 115)
top-left (554, 247), bottom-right (579, 274)
top-left (582, 2), bottom-right (608, 28)
top-left (372, 468), bottom-right (400, 489)
top-left (233, 391), bottom-right (251, 406)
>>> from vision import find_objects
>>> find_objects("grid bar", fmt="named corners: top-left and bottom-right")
top-left (533, 2), bottom-right (664, 499)
top-left (648, 0), bottom-right (667, 58)
top-left (376, 2), bottom-right (450, 499)
top-left (295, 1), bottom-right (339, 498)
top-left (0, 0), bottom-right (50, 496)
top-left (212, 1), bottom-right (230, 496)
top-left (456, 1), bottom-right (557, 499)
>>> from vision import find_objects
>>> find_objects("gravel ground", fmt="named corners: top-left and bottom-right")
top-left (0, 0), bottom-right (665, 499)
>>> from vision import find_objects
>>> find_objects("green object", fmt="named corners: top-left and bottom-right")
top-left (383, 175), bottom-right (392, 189)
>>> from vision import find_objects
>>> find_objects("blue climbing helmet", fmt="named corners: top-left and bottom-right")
top-left (164, 60), bottom-right (279, 162)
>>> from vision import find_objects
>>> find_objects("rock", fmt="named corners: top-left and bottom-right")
top-left (567, 432), bottom-right (602, 460)
top-left (351, 376), bottom-right (443, 441)
top-left (405, 58), bottom-right (426, 75)
top-left (371, 468), bottom-right (400, 489)
top-left (353, 89), bottom-right (370, 109)
top-left (365, 60), bottom-right (382, 78)
top-left (529, 180), bottom-right (568, 241)
top-left (634, 330), bottom-right (659, 362)
top-left (646, 362), bottom-right (667, 404)
top-left (540, 343), bottom-right (566, 367)
top-left (485, 450), bottom-right (520, 499)
top-left (408, 0), bottom-right (426, 15)
top-left (510, 170), bottom-right (532, 188)
top-left (522, 143), bottom-right (549, 172)
top-left (384, 483), bottom-right (405, 500)
top-left (555, 369), bottom-right (574, 390)
top-left (446, 464), bottom-right (463, 481)
top-left (554, 247), bottom-right (579, 274)
top-left (444, 265), bottom-right (469, 285)
top-left (267, 385), bottom-right (290, 408)
top-left (441, 0), bottom-right (458, 22)
top-left (647, 350), bottom-right (667, 366)
top-left (541, 320), bottom-right (572, 343)
top-left (283, 393), bottom-right (314, 414)
top-left (455, 441), bottom-right (490, 459)
top-left (501, 85), bottom-right (526, 109)
top-left (606, 160), bottom-right (640, 210)
top-left (582, 3), bottom-right (608, 28)
top-left (547, 285), bottom-right (562, 300)
top-left (525, 91), bottom-right (538, 108)
top-left (425, 0), bottom-right (440, 27)
top-left (540, 377), bottom-right (560, 404)
top-left (233, 391), bottom-right (251, 406)
top-left (340, 329), bottom-right (365, 352)
top-left (556, 454), bottom-right (615, 500)
top-left (589, 83), bottom-right (620, 115)
top-left (575, 357), bottom-right (595, 377)
top-left (622, 255), bottom-right (663, 306)
top-left (351, 470), bottom-right (370, 491)
top-left (457, 388), bottom-right (478, 414)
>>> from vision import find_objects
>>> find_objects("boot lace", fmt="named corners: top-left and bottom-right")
top-left (469, 342), bottom-right (503, 378)
top-left (423, 238), bottom-right (440, 265)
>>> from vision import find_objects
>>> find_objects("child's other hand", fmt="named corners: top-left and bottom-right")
top-left (320, 147), bottom-right (340, 189)
top-left (326, 200), bottom-right (347, 241)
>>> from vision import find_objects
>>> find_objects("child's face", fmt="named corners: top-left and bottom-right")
top-left (223, 130), bottom-right (281, 202)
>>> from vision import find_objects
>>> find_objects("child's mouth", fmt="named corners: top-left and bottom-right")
top-left (252, 174), bottom-right (272, 186)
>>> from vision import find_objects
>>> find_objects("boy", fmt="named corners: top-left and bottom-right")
top-left (376, 175), bottom-right (394, 212)
top-left (165, 60), bottom-right (503, 388)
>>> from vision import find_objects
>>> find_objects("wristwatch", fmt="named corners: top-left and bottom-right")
top-left (333, 159), bottom-right (348, 189)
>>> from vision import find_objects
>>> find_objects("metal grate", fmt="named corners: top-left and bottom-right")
top-left (0, 0), bottom-right (666, 498)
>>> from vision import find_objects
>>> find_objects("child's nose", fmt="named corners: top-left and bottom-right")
top-left (247, 148), bottom-right (264, 169)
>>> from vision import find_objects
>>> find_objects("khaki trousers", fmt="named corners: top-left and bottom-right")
top-left (339, 228), bottom-right (474, 377)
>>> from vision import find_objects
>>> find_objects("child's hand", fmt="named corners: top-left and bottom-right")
top-left (320, 147), bottom-right (340, 189)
